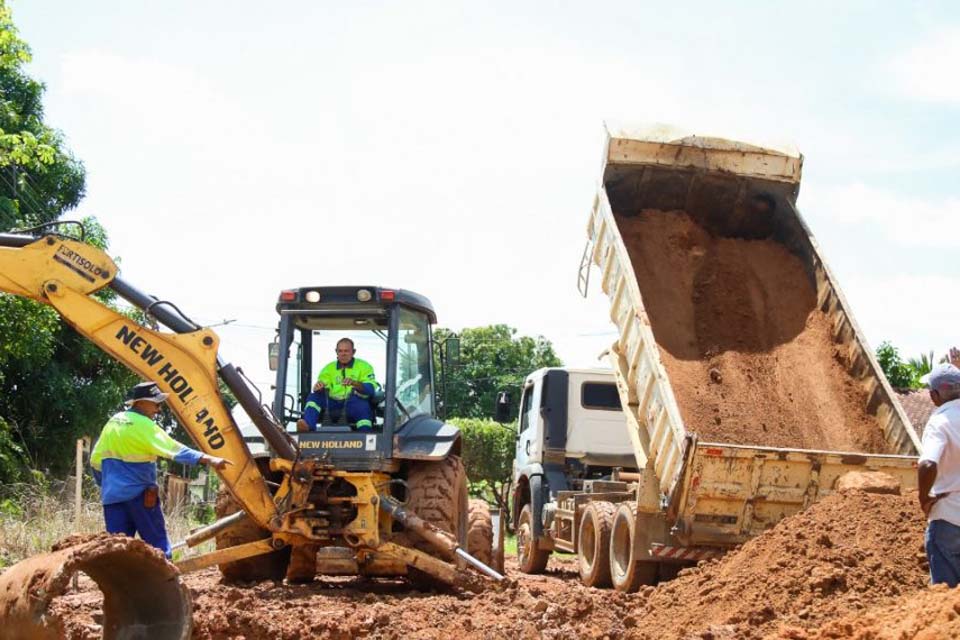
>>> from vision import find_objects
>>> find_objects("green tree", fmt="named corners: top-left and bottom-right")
top-left (876, 341), bottom-right (920, 390)
top-left (907, 351), bottom-right (936, 381)
top-left (0, 2), bottom-right (85, 229)
top-left (453, 417), bottom-right (516, 527)
top-left (435, 324), bottom-right (562, 422)
top-left (0, 2), bottom-right (135, 480)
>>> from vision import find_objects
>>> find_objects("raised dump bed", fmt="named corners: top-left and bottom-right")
top-left (583, 124), bottom-right (920, 547)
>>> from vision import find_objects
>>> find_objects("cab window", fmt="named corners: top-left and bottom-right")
top-left (519, 386), bottom-right (533, 432)
top-left (581, 382), bottom-right (621, 411)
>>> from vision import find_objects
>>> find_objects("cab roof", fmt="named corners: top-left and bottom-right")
top-left (276, 286), bottom-right (437, 324)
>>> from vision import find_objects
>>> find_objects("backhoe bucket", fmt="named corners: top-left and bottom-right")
top-left (0, 534), bottom-right (191, 640)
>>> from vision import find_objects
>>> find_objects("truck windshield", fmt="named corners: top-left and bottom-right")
top-left (394, 307), bottom-right (434, 421)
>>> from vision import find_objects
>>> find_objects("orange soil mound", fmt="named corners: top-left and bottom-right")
top-left (779, 583), bottom-right (960, 640)
top-left (626, 490), bottom-right (928, 640)
top-left (618, 209), bottom-right (889, 453)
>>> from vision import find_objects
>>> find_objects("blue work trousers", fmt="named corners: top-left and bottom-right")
top-left (302, 390), bottom-right (373, 430)
top-left (926, 519), bottom-right (960, 587)
top-left (103, 490), bottom-right (171, 558)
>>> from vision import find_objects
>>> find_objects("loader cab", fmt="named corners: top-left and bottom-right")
top-left (271, 286), bottom-right (449, 470)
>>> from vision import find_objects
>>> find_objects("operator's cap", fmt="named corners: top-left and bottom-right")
top-left (924, 363), bottom-right (960, 392)
top-left (125, 381), bottom-right (169, 406)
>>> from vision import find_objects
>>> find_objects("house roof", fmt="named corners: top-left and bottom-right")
top-left (894, 388), bottom-right (935, 437)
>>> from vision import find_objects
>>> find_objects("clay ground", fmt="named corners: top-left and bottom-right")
top-left (46, 490), bottom-right (960, 640)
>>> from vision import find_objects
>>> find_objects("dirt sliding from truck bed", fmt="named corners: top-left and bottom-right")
top-left (617, 209), bottom-right (890, 452)
top-left (627, 490), bottom-right (929, 640)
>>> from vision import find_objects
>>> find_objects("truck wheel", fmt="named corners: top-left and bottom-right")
top-left (578, 501), bottom-right (616, 588)
top-left (609, 502), bottom-right (657, 592)
top-left (214, 459), bottom-right (290, 583)
top-left (401, 455), bottom-right (469, 587)
top-left (467, 498), bottom-right (494, 566)
top-left (517, 503), bottom-right (550, 574)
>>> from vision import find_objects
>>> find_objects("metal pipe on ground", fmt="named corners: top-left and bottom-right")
top-left (0, 534), bottom-right (191, 640)
top-left (171, 510), bottom-right (248, 552)
top-left (378, 494), bottom-right (505, 582)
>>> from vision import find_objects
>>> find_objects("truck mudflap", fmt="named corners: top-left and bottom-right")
top-left (672, 442), bottom-right (919, 547)
top-left (0, 534), bottom-right (191, 640)
top-left (649, 543), bottom-right (721, 563)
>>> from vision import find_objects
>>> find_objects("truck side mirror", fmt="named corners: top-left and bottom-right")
top-left (494, 391), bottom-right (511, 424)
top-left (268, 340), bottom-right (280, 371)
top-left (445, 336), bottom-right (460, 368)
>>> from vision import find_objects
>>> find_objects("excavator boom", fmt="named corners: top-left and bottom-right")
top-left (0, 232), bottom-right (288, 530)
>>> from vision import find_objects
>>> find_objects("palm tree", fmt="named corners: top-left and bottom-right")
top-left (908, 351), bottom-right (935, 378)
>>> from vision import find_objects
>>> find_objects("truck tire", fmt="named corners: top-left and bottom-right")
top-left (578, 500), bottom-right (616, 588)
top-left (401, 455), bottom-right (469, 587)
top-left (215, 458), bottom-right (290, 583)
top-left (517, 503), bottom-right (550, 574)
top-left (467, 498), bottom-right (494, 566)
top-left (609, 502), bottom-right (657, 592)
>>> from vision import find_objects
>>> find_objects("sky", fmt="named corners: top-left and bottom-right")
top-left (10, 1), bottom-right (960, 393)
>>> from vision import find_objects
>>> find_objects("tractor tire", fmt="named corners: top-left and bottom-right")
top-left (466, 498), bottom-right (494, 566)
top-left (516, 503), bottom-right (550, 574)
top-left (401, 455), bottom-right (469, 588)
top-left (578, 500), bottom-right (616, 588)
top-left (215, 459), bottom-right (290, 583)
top-left (609, 502), bottom-right (657, 592)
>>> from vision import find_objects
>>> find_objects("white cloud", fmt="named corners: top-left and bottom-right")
top-left (844, 274), bottom-right (960, 358)
top-left (889, 26), bottom-right (960, 103)
top-left (801, 182), bottom-right (960, 248)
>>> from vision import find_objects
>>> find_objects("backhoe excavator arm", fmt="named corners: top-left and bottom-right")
top-left (0, 231), bottom-right (293, 531)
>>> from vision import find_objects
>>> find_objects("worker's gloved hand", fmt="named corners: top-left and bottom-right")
top-left (202, 455), bottom-right (231, 470)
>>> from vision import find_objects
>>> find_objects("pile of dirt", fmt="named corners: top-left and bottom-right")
top-left (49, 555), bottom-right (640, 639)
top-left (617, 209), bottom-right (890, 453)
top-left (626, 490), bottom-right (928, 639)
top-left (187, 559), bottom-right (638, 640)
top-left (780, 583), bottom-right (960, 639)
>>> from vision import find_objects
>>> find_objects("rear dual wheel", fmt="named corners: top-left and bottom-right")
top-left (609, 502), bottom-right (657, 592)
top-left (578, 501), bottom-right (617, 588)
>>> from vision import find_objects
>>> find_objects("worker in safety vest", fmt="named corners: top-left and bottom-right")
top-left (297, 337), bottom-right (381, 431)
top-left (91, 381), bottom-right (230, 557)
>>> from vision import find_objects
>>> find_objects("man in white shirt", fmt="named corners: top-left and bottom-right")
top-left (918, 363), bottom-right (960, 586)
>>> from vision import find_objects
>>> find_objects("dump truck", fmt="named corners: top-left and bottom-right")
top-left (0, 229), bottom-right (499, 639)
top-left (510, 124), bottom-right (922, 591)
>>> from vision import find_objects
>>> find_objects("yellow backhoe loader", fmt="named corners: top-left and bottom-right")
top-left (0, 225), bottom-right (501, 639)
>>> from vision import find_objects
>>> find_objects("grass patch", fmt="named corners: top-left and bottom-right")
top-left (503, 532), bottom-right (517, 556)
top-left (0, 478), bottom-right (214, 567)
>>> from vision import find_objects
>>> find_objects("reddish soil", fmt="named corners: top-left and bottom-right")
top-left (49, 554), bottom-right (640, 639)
top-left (42, 491), bottom-right (941, 639)
top-left (781, 583), bottom-right (960, 639)
top-left (626, 490), bottom-right (928, 640)
top-left (617, 209), bottom-right (890, 453)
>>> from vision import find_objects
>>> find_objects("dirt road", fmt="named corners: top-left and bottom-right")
top-left (44, 489), bottom-right (951, 639)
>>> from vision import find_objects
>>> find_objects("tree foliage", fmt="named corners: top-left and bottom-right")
top-left (0, 2), bottom-right (135, 481)
top-left (876, 341), bottom-right (920, 390)
top-left (435, 324), bottom-right (562, 422)
top-left (453, 417), bottom-right (515, 527)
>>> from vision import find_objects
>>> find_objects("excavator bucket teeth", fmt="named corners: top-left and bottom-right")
top-left (0, 534), bottom-right (191, 640)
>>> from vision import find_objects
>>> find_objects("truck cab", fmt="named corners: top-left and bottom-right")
top-left (511, 368), bottom-right (637, 549)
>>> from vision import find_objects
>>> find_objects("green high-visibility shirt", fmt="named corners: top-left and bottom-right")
top-left (318, 358), bottom-right (380, 400)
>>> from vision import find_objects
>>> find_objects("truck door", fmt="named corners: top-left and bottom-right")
top-left (514, 382), bottom-right (539, 471)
